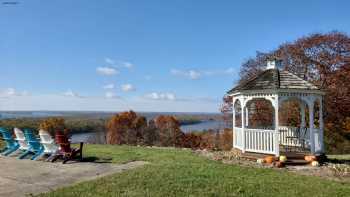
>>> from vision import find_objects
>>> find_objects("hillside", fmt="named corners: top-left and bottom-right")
top-left (36, 145), bottom-right (350, 197)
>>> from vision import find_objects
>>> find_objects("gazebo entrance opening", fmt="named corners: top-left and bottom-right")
top-left (228, 60), bottom-right (325, 156)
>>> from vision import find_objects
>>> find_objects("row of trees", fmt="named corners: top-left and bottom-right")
top-left (106, 111), bottom-right (232, 150)
top-left (0, 113), bottom-right (232, 151)
top-left (222, 31), bottom-right (350, 153)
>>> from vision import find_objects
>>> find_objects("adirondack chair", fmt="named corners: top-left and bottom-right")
top-left (39, 129), bottom-right (59, 161)
top-left (18, 129), bottom-right (44, 160)
top-left (51, 130), bottom-right (83, 164)
top-left (0, 128), bottom-right (19, 156)
top-left (14, 128), bottom-right (30, 151)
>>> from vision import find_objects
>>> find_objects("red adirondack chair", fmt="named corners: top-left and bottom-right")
top-left (51, 130), bottom-right (83, 164)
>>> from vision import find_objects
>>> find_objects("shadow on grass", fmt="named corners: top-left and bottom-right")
top-left (81, 156), bottom-right (113, 164)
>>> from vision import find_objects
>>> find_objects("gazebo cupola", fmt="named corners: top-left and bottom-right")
top-left (227, 60), bottom-right (325, 156)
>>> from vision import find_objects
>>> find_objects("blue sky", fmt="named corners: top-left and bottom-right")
top-left (0, 0), bottom-right (349, 112)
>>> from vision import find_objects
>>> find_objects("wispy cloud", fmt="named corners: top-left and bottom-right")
top-left (171, 67), bottom-right (236, 80)
top-left (171, 69), bottom-right (201, 80)
top-left (119, 61), bottom-right (133, 69)
top-left (103, 83), bottom-right (115, 89)
top-left (105, 91), bottom-right (118, 99)
top-left (0, 88), bottom-right (30, 97)
top-left (104, 58), bottom-right (115, 65)
top-left (96, 66), bottom-right (119, 76)
top-left (63, 90), bottom-right (82, 98)
top-left (121, 84), bottom-right (135, 92)
top-left (144, 92), bottom-right (176, 101)
top-left (104, 57), bottom-right (134, 69)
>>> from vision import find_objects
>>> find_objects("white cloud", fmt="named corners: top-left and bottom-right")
top-left (0, 88), bottom-right (29, 97)
top-left (96, 67), bottom-right (119, 76)
top-left (171, 67), bottom-right (237, 79)
top-left (171, 69), bottom-right (202, 80)
top-left (63, 90), bottom-right (81, 98)
top-left (188, 70), bottom-right (201, 79)
top-left (119, 61), bottom-right (133, 69)
top-left (145, 92), bottom-right (176, 101)
top-left (5, 88), bottom-right (16, 96)
top-left (105, 91), bottom-right (118, 99)
top-left (103, 83), bottom-right (115, 89)
top-left (104, 58), bottom-right (115, 65)
top-left (104, 58), bottom-right (134, 69)
top-left (0, 93), bottom-right (219, 112)
top-left (121, 84), bottom-right (135, 92)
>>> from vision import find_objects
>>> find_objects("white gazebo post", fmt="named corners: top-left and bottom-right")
top-left (241, 99), bottom-right (246, 153)
top-left (274, 96), bottom-right (280, 156)
top-left (319, 97), bottom-right (324, 153)
top-left (300, 103), bottom-right (306, 128)
top-left (245, 107), bottom-right (249, 127)
top-left (232, 98), bottom-right (236, 148)
top-left (308, 100), bottom-right (315, 154)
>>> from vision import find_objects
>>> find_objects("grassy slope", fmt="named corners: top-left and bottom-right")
top-left (0, 139), bottom-right (4, 150)
top-left (37, 145), bottom-right (350, 197)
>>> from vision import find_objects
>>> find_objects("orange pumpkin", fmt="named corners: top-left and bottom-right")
top-left (264, 156), bottom-right (275, 164)
top-left (304, 155), bottom-right (317, 162)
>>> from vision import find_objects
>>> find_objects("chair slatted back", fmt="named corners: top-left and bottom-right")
top-left (14, 128), bottom-right (29, 150)
top-left (0, 128), bottom-right (17, 148)
top-left (39, 130), bottom-right (58, 153)
top-left (24, 129), bottom-right (42, 151)
top-left (55, 131), bottom-right (72, 153)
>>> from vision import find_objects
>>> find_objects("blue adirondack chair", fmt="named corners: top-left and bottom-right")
top-left (0, 127), bottom-right (19, 156)
top-left (18, 129), bottom-right (44, 160)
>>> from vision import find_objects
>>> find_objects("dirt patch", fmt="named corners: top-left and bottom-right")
top-left (0, 156), bottom-right (148, 197)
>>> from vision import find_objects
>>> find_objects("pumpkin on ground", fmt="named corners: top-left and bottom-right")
top-left (311, 161), bottom-right (320, 167)
top-left (264, 156), bottom-right (275, 164)
top-left (257, 158), bottom-right (265, 164)
top-left (279, 155), bottom-right (287, 162)
top-left (305, 155), bottom-right (317, 162)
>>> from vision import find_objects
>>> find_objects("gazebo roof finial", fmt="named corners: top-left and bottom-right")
top-left (266, 58), bottom-right (281, 70)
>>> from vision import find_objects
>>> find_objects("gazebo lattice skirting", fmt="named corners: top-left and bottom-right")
top-left (227, 60), bottom-right (325, 156)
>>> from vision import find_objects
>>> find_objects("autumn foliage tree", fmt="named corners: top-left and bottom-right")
top-left (143, 120), bottom-right (160, 146)
top-left (106, 111), bottom-right (147, 145)
top-left (154, 115), bottom-right (184, 147)
top-left (39, 117), bottom-right (66, 137)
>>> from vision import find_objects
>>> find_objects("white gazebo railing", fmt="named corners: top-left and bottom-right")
top-left (244, 128), bottom-right (276, 154)
top-left (233, 126), bottom-right (323, 155)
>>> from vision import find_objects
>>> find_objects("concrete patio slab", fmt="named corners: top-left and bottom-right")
top-left (0, 156), bottom-right (147, 197)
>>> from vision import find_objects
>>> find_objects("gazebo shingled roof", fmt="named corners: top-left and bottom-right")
top-left (228, 68), bottom-right (320, 94)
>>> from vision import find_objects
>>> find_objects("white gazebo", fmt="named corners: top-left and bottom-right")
top-left (227, 60), bottom-right (325, 156)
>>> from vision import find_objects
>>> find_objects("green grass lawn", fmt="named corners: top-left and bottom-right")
top-left (36, 144), bottom-right (350, 197)
top-left (328, 154), bottom-right (350, 161)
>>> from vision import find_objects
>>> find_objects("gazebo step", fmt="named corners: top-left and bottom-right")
top-left (284, 159), bottom-right (310, 166)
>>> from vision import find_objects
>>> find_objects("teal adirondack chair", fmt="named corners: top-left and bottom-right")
top-left (18, 129), bottom-right (44, 160)
top-left (0, 127), bottom-right (19, 156)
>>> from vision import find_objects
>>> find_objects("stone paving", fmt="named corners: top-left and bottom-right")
top-left (0, 156), bottom-right (147, 197)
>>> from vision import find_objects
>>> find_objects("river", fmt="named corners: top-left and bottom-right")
top-left (71, 120), bottom-right (225, 144)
